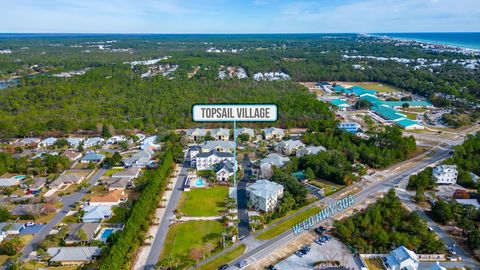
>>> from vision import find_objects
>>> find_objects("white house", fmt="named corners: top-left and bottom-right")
top-left (123, 149), bottom-right (153, 167)
top-left (215, 160), bottom-right (235, 181)
top-left (210, 128), bottom-right (230, 141)
top-left (38, 137), bottom-right (58, 148)
top-left (82, 205), bottom-right (113, 222)
top-left (196, 150), bottom-right (234, 171)
top-left (275, 140), bottom-right (305, 156)
top-left (200, 140), bottom-right (234, 153)
top-left (296, 145), bottom-right (326, 158)
top-left (263, 127), bottom-right (285, 141)
top-left (383, 246), bottom-right (419, 270)
top-left (83, 137), bottom-right (104, 148)
top-left (186, 128), bottom-right (207, 141)
top-left (259, 153), bottom-right (290, 178)
top-left (432, 165), bottom-right (458, 185)
top-left (66, 137), bottom-right (84, 148)
top-left (234, 128), bottom-right (255, 140)
top-left (247, 180), bottom-right (284, 212)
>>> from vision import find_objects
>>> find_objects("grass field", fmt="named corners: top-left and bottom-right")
top-left (365, 258), bottom-right (385, 270)
top-left (352, 82), bottom-right (400, 93)
top-left (178, 186), bottom-right (228, 216)
top-left (309, 179), bottom-right (345, 196)
top-left (197, 244), bottom-right (246, 270)
top-left (256, 205), bottom-right (322, 240)
top-left (161, 220), bottom-right (224, 267)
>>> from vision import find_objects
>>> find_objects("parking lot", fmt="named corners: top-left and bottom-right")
top-left (274, 237), bottom-right (359, 270)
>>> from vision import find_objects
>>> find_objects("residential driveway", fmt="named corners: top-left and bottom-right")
top-left (20, 168), bottom-right (107, 260)
top-left (274, 238), bottom-right (358, 270)
top-left (20, 224), bottom-right (44, 235)
top-left (238, 154), bottom-right (251, 239)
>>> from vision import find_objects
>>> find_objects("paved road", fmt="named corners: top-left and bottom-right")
top-left (20, 168), bottom-right (107, 260)
top-left (227, 148), bottom-right (453, 269)
top-left (237, 154), bottom-right (251, 239)
top-left (303, 183), bottom-right (325, 199)
top-left (143, 161), bottom-right (189, 270)
top-left (395, 189), bottom-right (479, 268)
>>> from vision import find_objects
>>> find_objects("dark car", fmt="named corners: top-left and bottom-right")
top-left (218, 264), bottom-right (229, 270)
top-left (267, 265), bottom-right (278, 270)
top-left (295, 250), bottom-right (304, 257)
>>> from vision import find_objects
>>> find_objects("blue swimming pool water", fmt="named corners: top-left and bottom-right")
top-left (100, 228), bottom-right (114, 240)
top-left (13, 175), bottom-right (26, 180)
top-left (194, 178), bottom-right (205, 187)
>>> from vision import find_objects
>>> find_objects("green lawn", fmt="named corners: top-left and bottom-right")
top-left (161, 220), bottom-right (224, 267)
top-left (365, 258), bottom-right (385, 270)
top-left (309, 179), bottom-right (345, 196)
top-left (197, 244), bottom-right (246, 270)
top-left (178, 186), bottom-right (228, 216)
top-left (353, 82), bottom-right (399, 93)
top-left (104, 168), bottom-right (123, 177)
top-left (256, 206), bottom-right (322, 240)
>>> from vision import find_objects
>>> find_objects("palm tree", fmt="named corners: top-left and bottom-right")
top-left (77, 229), bottom-right (88, 245)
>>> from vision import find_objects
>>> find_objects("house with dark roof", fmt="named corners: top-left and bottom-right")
top-left (215, 160), bottom-right (235, 181)
top-left (64, 223), bottom-right (101, 245)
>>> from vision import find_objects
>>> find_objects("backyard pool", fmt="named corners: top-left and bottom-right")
top-left (193, 178), bottom-right (207, 188)
top-left (13, 175), bottom-right (26, 180)
top-left (97, 228), bottom-right (116, 242)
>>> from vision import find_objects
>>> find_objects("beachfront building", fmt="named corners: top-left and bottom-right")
top-left (247, 180), bottom-right (284, 212)
top-left (195, 150), bottom-right (234, 171)
top-left (432, 165), bottom-right (458, 185)
top-left (382, 246), bottom-right (419, 270)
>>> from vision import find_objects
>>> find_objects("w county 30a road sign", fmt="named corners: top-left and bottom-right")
top-left (292, 195), bottom-right (355, 235)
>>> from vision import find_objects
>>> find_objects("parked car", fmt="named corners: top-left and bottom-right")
top-left (267, 265), bottom-right (278, 270)
top-left (294, 251), bottom-right (304, 257)
top-left (25, 222), bottom-right (35, 227)
top-left (237, 260), bottom-right (248, 268)
top-left (315, 238), bottom-right (325, 245)
top-left (218, 264), bottom-right (229, 270)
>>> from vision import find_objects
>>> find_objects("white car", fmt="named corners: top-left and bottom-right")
top-left (25, 222), bottom-right (35, 227)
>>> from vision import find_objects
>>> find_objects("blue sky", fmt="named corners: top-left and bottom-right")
top-left (1, 0), bottom-right (479, 33)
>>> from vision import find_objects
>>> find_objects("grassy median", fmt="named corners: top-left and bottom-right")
top-left (197, 244), bottom-right (246, 270)
top-left (256, 206), bottom-right (322, 240)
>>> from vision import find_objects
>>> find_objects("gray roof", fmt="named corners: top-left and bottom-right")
top-left (0, 222), bottom-right (25, 232)
top-left (111, 167), bottom-right (141, 179)
top-left (48, 246), bottom-right (102, 262)
top-left (200, 140), bottom-right (234, 152)
top-left (65, 223), bottom-right (101, 243)
top-left (196, 150), bottom-right (233, 159)
top-left (186, 128), bottom-right (207, 136)
top-left (50, 173), bottom-right (83, 188)
top-left (210, 128), bottom-right (230, 137)
top-left (81, 152), bottom-right (105, 162)
top-left (277, 140), bottom-right (305, 151)
top-left (215, 160), bottom-right (234, 173)
top-left (235, 128), bottom-right (255, 137)
top-left (30, 177), bottom-right (48, 190)
top-left (247, 180), bottom-right (283, 199)
top-left (260, 153), bottom-right (290, 168)
top-left (263, 127), bottom-right (284, 136)
top-left (105, 177), bottom-right (130, 189)
top-left (123, 149), bottom-right (153, 166)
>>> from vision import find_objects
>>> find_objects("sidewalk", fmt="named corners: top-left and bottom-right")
top-left (133, 165), bottom-right (181, 270)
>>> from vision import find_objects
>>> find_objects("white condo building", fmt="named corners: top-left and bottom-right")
top-left (195, 150), bottom-right (234, 171)
top-left (247, 180), bottom-right (284, 212)
top-left (383, 246), bottom-right (419, 270)
top-left (432, 165), bottom-right (458, 185)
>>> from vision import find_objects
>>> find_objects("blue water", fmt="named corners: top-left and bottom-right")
top-left (375, 32), bottom-right (480, 50)
top-left (100, 228), bottom-right (114, 240)
top-left (194, 178), bottom-right (205, 187)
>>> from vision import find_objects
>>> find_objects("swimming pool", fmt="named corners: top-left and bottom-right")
top-left (98, 228), bottom-right (115, 242)
top-left (13, 175), bottom-right (26, 180)
top-left (193, 178), bottom-right (207, 188)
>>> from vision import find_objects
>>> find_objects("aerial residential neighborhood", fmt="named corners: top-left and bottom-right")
top-left (1, 2), bottom-right (480, 270)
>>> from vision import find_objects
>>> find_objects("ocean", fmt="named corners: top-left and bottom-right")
top-left (375, 32), bottom-right (480, 50)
